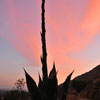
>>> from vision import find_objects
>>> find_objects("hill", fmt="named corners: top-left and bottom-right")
top-left (67, 64), bottom-right (100, 100)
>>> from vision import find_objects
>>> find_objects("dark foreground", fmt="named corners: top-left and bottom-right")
top-left (0, 90), bottom-right (30, 100)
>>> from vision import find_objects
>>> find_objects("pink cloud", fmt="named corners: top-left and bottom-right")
top-left (0, 0), bottom-right (91, 67)
top-left (0, 0), bottom-right (41, 66)
top-left (81, 0), bottom-right (100, 35)
top-left (0, 0), bottom-right (100, 83)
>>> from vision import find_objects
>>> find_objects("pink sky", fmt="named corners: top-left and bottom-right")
top-left (0, 0), bottom-right (100, 88)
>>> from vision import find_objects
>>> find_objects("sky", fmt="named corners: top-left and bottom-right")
top-left (0, 0), bottom-right (100, 89)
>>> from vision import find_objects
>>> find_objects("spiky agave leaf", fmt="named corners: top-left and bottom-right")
top-left (38, 72), bottom-right (42, 86)
top-left (62, 70), bottom-right (74, 100)
top-left (38, 73), bottom-right (49, 100)
top-left (48, 63), bottom-right (58, 100)
top-left (24, 69), bottom-right (42, 100)
top-left (49, 63), bottom-right (57, 79)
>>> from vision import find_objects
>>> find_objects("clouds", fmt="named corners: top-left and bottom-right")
top-left (0, 0), bottom-right (42, 66)
top-left (0, 0), bottom-right (100, 82)
top-left (81, 0), bottom-right (100, 35)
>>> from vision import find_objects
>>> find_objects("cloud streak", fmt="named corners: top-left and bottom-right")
top-left (81, 0), bottom-right (100, 35)
top-left (0, 0), bottom-right (100, 81)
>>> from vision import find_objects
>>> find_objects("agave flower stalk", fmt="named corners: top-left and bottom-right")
top-left (41, 0), bottom-right (48, 82)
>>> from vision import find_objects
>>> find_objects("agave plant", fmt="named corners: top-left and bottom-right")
top-left (24, 0), bottom-right (73, 100)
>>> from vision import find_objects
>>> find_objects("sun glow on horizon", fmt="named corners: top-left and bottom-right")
top-left (0, 0), bottom-right (100, 88)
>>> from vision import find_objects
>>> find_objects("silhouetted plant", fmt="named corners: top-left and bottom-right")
top-left (24, 0), bottom-right (73, 100)
top-left (14, 78), bottom-right (26, 91)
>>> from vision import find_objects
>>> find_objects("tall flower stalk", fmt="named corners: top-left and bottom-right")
top-left (41, 0), bottom-right (48, 82)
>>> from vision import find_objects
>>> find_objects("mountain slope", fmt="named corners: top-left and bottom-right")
top-left (74, 64), bottom-right (100, 81)
top-left (67, 64), bottom-right (100, 100)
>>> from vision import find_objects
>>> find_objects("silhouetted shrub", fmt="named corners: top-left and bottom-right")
top-left (14, 78), bottom-right (26, 91)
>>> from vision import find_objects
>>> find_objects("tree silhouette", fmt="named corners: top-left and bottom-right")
top-left (14, 78), bottom-right (26, 91)
top-left (24, 0), bottom-right (73, 100)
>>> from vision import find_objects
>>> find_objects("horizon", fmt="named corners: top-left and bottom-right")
top-left (0, 0), bottom-right (100, 89)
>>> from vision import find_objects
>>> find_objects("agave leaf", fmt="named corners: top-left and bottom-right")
top-left (62, 70), bottom-right (74, 100)
top-left (38, 72), bottom-right (49, 100)
top-left (24, 69), bottom-right (42, 100)
top-left (48, 63), bottom-right (58, 100)
top-left (49, 63), bottom-right (57, 79)
top-left (63, 71), bottom-right (74, 91)
top-left (38, 72), bottom-right (42, 86)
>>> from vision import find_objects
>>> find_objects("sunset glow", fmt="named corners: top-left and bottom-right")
top-left (0, 0), bottom-right (100, 89)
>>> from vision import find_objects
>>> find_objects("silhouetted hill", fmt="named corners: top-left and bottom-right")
top-left (67, 64), bottom-right (100, 100)
top-left (74, 64), bottom-right (100, 81)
